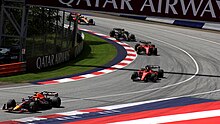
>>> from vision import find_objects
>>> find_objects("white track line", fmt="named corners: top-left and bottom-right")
top-left (96, 17), bottom-right (220, 46)
top-left (1, 23), bottom-right (219, 104)
top-left (127, 20), bottom-right (220, 45)
top-left (110, 109), bottom-right (220, 124)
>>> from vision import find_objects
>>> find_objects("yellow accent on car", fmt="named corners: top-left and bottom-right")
top-left (13, 105), bottom-right (21, 111)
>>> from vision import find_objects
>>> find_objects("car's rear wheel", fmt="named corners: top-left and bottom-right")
top-left (52, 97), bottom-right (61, 108)
top-left (158, 69), bottom-right (164, 78)
top-left (153, 48), bottom-right (157, 55)
top-left (110, 31), bottom-right (115, 37)
top-left (131, 72), bottom-right (138, 80)
top-left (89, 19), bottom-right (95, 25)
top-left (129, 34), bottom-right (135, 41)
top-left (123, 31), bottom-right (129, 40)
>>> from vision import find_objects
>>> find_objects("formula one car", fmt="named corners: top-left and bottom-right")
top-left (78, 15), bottom-right (95, 25)
top-left (68, 13), bottom-right (95, 25)
top-left (2, 91), bottom-right (61, 113)
top-left (131, 65), bottom-right (164, 82)
top-left (109, 28), bottom-right (136, 41)
top-left (135, 41), bottom-right (157, 55)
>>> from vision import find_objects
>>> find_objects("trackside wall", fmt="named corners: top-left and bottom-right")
top-left (26, 0), bottom-right (220, 22)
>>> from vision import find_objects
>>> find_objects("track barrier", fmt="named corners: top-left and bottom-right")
top-left (0, 62), bottom-right (26, 76)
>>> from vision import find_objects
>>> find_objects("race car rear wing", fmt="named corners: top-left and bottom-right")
top-left (34, 91), bottom-right (58, 97)
top-left (43, 91), bottom-right (59, 97)
top-left (140, 41), bottom-right (151, 44)
top-left (113, 28), bottom-right (125, 32)
top-left (145, 65), bottom-right (160, 69)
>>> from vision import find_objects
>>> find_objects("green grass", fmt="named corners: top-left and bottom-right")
top-left (0, 33), bottom-right (117, 84)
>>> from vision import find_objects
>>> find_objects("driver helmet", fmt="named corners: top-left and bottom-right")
top-left (145, 66), bottom-right (151, 71)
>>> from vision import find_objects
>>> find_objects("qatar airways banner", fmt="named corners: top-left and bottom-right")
top-left (26, 0), bottom-right (220, 22)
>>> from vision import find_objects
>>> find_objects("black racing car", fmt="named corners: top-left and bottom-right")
top-left (2, 91), bottom-right (61, 113)
top-left (109, 28), bottom-right (136, 41)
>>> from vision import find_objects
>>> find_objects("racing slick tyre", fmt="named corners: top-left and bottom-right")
top-left (135, 44), bottom-right (140, 51)
top-left (124, 31), bottom-right (129, 40)
top-left (131, 72), bottom-right (138, 81)
top-left (158, 69), bottom-right (164, 78)
top-left (137, 48), bottom-right (143, 55)
top-left (123, 34), bottom-right (128, 41)
top-left (52, 97), bottom-right (61, 108)
top-left (124, 31), bottom-right (129, 37)
top-left (129, 34), bottom-right (136, 41)
top-left (29, 102), bottom-right (38, 112)
top-left (153, 48), bottom-right (157, 55)
top-left (7, 99), bottom-right (16, 109)
top-left (110, 31), bottom-right (115, 37)
top-left (89, 19), bottom-right (95, 25)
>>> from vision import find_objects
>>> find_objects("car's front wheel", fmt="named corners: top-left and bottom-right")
top-left (131, 72), bottom-right (138, 81)
top-left (129, 34), bottom-right (135, 41)
top-left (135, 44), bottom-right (140, 51)
top-left (7, 99), bottom-right (16, 109)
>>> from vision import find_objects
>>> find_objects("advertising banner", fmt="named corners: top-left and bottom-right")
top-left (26, 50), bottom-right (70, 71)
top-left (26, 41), bottom-right (83, 71)
top-left (26, 0), bottom-right (220, 22)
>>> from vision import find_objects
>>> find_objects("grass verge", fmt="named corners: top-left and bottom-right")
top-left (0, 33), bottom-right (117, 84)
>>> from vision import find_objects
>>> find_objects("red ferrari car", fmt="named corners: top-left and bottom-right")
top-left (135, 41), bottom-right (157, 55)
top-left (131, 65), bottom-right (164, 82)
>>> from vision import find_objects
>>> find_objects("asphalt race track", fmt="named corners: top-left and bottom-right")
top-left (0, 16), bottom-right (220, 121)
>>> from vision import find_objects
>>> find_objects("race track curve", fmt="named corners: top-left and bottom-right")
top-left (0, 16), bottom-right (220, 121)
